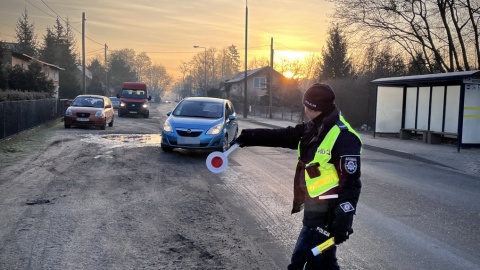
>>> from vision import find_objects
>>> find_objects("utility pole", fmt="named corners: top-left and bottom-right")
top-left (104, 43), bottom-right (108, 94)
top-left (82, 12), bottom-right (86, 94)
top-left (243, 0), bottom-right (248, 118)
top-left (269, 37), bottom-right (274, 119)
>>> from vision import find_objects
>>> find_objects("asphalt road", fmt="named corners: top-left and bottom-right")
top-left (0, 102), bottom-right (479, 269)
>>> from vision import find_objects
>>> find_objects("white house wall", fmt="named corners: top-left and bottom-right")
top-left (405, 87), bottom-right (417, 129)
top-left (430, 86), bottom-right (445, 131)
top-left (444, 85), bottom-right (460, 133)
top-left (462, 84), bottom-right (480, 144)
top-left (376, 86), bottom-right (403, 133)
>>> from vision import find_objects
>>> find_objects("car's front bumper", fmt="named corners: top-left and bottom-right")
top-left (161, 131), bottom-right (225, 149)
top-left (64, 116), bottom-right (104, 127)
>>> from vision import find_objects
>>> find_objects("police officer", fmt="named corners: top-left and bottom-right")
top-left (233, 83), bottom-right (362, 269)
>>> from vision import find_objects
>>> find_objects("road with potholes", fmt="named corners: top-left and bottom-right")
top-left (0, 103), bottom-right (290, 269)
top-left (2, 102), bottom-right (479, 270)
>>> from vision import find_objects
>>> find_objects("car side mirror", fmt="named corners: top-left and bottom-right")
top-left (116, 94), bottom-right (120, 98)
top-left (228, 115), bottom-right (236, 120)
top-left (148, 96), bottom-right (152, 101)
top-left (105, 104), bottom-right (112, 109)
top-left (167, 111), bottom-right (171, 116)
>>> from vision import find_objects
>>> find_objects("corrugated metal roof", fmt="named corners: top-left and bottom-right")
top-left (371, 70), bottom-right (480, 86)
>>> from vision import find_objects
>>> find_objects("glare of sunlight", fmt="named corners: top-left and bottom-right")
top-left (275, 50), bottom-right (309, 61)
top-left (284, 71), bottom-right (294, 78)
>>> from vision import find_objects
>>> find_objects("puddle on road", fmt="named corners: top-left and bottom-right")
top-left (80, 134), bottom-right (161, 149)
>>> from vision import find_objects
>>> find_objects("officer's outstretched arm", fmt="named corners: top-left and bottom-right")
top-left (232, 124), bottom-right (304, 148)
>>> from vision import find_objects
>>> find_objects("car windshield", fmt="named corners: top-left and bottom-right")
top-left (173, 100), bottom-right (223, 118)
top-left (71, 97), bottom-right (104, 108)
top-left (121, 89), bottom-right (146, 98)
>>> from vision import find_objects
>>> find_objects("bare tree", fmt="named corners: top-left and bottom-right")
top-left (248, 56), bottom-right (270, 69)
top-left (134, 52), bottom-right (151, 82)
top-left (145, 64), bottom-right (172, 98)
top-left (329, 0), bottom-right (480, 72)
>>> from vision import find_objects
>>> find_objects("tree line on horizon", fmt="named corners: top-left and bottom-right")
top-left (0, 1), bottom-right (478, 117)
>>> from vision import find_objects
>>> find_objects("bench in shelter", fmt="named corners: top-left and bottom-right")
top-left (399, 128), bottom-right (429, 143)
top-left (427, 131), bottom-right (458, 144)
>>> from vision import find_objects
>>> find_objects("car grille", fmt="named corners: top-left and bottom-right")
top-left (125, 102), bottom-right (143, 109)
top-left (76, 112), bottom-right (91, 117)
top-left (176, 129), bottom-right (202, 137)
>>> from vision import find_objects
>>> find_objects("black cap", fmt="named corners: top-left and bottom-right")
top-left (303, 83), bottom-right (335, 112)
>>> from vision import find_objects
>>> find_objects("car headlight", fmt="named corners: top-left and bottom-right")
top-left (95, 111), bottom-right (104, 117)
top-left (206, 124), bottom-right (222, 135)
top-left (120, 102), bottom-right (125, 107)
top-left (142, 103), bottom-right (148, 108)
top-left (65, 109), bottom-right (72, 116)
top-left (163, 121), bottom-right (173, 132)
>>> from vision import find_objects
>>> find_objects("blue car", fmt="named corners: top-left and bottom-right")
top-left (161, 97), bottom-right (238, 152)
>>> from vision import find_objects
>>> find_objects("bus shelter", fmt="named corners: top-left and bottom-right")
top-left (371, 70), bottom-right (480, 151)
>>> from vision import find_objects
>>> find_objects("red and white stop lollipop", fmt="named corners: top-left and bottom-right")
top-left (206, 144), bottom-right (239, 173)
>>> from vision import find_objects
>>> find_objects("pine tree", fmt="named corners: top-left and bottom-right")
top-left (317, 24), bottom-right (353, 80)
top-left (0, 42), bottom-right (8, 89)
top-left (15, 7), bottom-right (37, 57)
top-left (39, 17), bottom-right (80, 98)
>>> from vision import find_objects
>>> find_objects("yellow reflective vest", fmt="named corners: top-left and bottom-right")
top-left (298, 116), bottom-right (361, 199)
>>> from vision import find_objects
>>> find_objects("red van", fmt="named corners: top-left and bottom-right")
top-left (117, 82), bottom-right (151, 118)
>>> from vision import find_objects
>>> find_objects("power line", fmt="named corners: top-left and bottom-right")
top-left (25, 0), bottom-right (104, 46)
top-left (145, 51), bottom-right (199, 54)
top-left (37, 0), bottom-right (104, 47)
top-left (274, 42), bottom-right (300, 52)
top-left (86, 48), bottom-right (105, 55)
top-left (25, 0), bottom-right (55, 18)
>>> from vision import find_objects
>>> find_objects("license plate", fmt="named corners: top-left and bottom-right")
top-left (129, 111), bottom-right (137, 114)
top-left (76, 117), bottom-right (89, 122)
top-left (177, 136), bottom-right (200, 145)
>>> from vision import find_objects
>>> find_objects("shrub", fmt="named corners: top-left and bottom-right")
top-left (0, 89), bottom-right (51, 102)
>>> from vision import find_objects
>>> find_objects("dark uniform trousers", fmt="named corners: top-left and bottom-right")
top-left (288, 226), bottom-right (339, 270)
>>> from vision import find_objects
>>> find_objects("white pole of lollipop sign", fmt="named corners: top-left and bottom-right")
top-left (206, 144), bottom-right (239, 173)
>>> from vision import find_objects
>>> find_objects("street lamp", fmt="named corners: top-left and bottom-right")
top-left (193, 45), bottom-right (207, 95)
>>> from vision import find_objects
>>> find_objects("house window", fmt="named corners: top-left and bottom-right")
top-left (253, 77), bottom-right (266, 88)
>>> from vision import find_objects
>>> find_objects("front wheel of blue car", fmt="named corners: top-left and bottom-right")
top-left (218, 136), bottom-right (228, 152)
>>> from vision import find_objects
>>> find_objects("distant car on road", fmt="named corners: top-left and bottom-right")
top-left (64, 95), bottom-right (114, 130)
top-left (117, 82), bottom-right (151, 118)
top-left (161, 97), bottom-right (238, 152)
top-left (109, 97), bottom-right (120, 109)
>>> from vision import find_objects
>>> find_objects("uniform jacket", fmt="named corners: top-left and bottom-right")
top-left (239, 107), bottom-right (362, 227)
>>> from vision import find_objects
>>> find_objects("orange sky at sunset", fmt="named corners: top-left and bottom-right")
top-left (0, 0), bottom-right (335, 79)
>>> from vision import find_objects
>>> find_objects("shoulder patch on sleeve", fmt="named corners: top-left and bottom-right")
top-left (344, 156), bottom-right (358, 174)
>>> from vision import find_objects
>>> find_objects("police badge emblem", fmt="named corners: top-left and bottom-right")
top-left (344, 157), bottom-right (358, 174)
top-left (340, 202), bottom-right (355, 212)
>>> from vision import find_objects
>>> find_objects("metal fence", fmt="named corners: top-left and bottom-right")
top-left (0, 99), bottom-right (67, 140)
top-left (234, 103), bottom-right (304, 123)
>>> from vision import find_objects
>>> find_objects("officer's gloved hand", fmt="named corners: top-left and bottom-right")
top-left (333, 228), bottom-right (353, 245)
top-left (230, 130), bottom-right (251, 147)
top-left (331, 202), bottom-right (355, 245)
